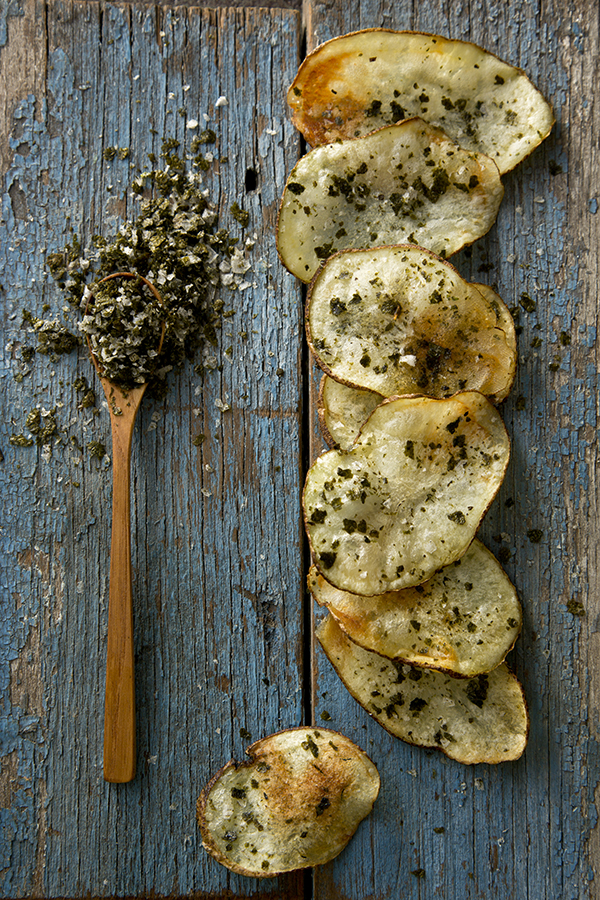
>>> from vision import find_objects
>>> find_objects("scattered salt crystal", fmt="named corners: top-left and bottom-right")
top-left (186, 119), bottom-right (199, 130)
top-left (215, 96), bottom-right (228, 107)
top-left (230, 251), bottom-right (251, 275)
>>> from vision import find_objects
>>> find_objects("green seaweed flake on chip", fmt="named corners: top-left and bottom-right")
top-left (308, 539), bottom-right (521, 677)
top-left (277, 119), bottom-right (504, 282)
top-left (288, 30), bottom-right (554, 174)
top-left (197, 727), bottom-right (380, 877)
top-left (304, 391), bottom-right (510, 595)
top-left (307, 245), bottom-right (516, 403)
top-left (318, 615), bottom-right (528, 764)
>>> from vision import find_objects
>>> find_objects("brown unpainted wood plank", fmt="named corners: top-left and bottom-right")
top-left (300, 2), bottom-right (600, 899)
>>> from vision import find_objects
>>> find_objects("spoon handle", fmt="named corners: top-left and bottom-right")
top-left (102, 384), bottom-right (145, 783)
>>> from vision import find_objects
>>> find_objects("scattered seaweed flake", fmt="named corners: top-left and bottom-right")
top-left (22, 309), bottom-right (78, 357)
top-left (10, 407), bottom-right (61, 449)
top-left (87, 440), bottom-right (107, 460)
top-left (9, 433), bottom-right (34, 447)
top-left (230, 202), bottom-right (250, 228)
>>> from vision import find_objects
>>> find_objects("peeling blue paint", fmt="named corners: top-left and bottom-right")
top-left (0, 0), bottom-right (25, 49)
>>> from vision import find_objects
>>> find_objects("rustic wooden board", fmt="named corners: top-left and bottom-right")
top-left (0, 2), bottom-right (306, 897)
top-left (303, 2), bottom-right (600, 899)
top-left (2, 0), bottom-right (599, 897)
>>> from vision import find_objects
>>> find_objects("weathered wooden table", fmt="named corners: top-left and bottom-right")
top-left (1, 1), bottom-right (598, 897)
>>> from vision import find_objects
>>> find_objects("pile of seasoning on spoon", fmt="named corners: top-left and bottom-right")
top-left (46, 136), bottom-right (252, 396)
top-left (12, 134), bottom-right (251, 455)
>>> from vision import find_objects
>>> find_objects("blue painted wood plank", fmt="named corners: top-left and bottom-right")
top-left (304, 2), bottom-right (600, 898)
top-left (1, 3), bottom-right (305, 896)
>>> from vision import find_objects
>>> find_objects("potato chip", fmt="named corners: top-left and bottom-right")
top-left (197, 727), bottom-right (380, 877)
top-left (277, 118), bottom-right (503, 282)
top-left (288, 30), bottom-right (554, 174)
top-left (308, 540), bottom-right (521, 677)
top-left (318, 374), bottom-right (383, 450)
top-left (304, 391), bottom-right (510, 595)
top-left (318, 615), bottom-right (528, 764)
top-left (473, 282), bottom-right (517, 366)
top-left (307, 245), bottom-right (516, 402)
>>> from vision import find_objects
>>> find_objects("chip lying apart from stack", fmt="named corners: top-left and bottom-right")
top-left (277, 117), bottom-right (504, 282)
top-left (307, 245), bottom-right (517, 402)
top-left (198, 728), bottom-right (380, 876)
top-left (288, 29), bottom-right (554, 174)
top-left (318, 616), bottom-right (528, 765)
top-left (304, 391), bottom-right (510, 595)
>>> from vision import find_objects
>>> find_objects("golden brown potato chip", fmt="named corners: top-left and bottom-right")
top-left (318, 615), bottom-right (528, 764)
top-left (318, 375), bottom-right (383, 450)
top-left (289, 30), bottom-right (554, 174)
top-left (307, 245), bottom-right (516, 402)
top-left (198, 727), bottom-right (380, 877)
top-left (277, 118), bottom-right (503, 282)
top-left (308, 540), bottom-right (521, 677)
top-left (304, 391), bottom-right (510, 595)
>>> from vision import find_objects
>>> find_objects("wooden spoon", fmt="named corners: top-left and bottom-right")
top-left (86, 272), bottom-right (164, 783)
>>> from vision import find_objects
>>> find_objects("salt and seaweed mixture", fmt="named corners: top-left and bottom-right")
top-left (81, 277), bottom-right (164, 390)
top-left (12, 135), bottom-right (252, 452)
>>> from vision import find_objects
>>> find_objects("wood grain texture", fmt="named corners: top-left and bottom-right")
top-left (2, 0), bottom-right (599, 897)
top-left (302, 2), bottom-right (600, 899)
top-left (0, 2), bottom-right (305, 896)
